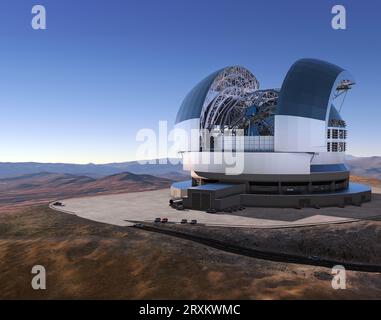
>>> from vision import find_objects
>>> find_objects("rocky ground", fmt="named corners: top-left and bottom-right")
top-left (0, 204), bottom-right (380, 299)
top-left (154, 216), bottom-right (381, 265)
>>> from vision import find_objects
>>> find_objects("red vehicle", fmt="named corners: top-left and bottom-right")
top-left (161, 218), bottom-right (168, 223)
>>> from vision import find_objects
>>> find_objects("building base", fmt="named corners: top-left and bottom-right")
top-left (171, 181), bottom-right (372, 210)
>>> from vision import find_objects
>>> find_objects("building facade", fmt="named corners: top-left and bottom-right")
top-left (171, 59), bottom-right (371, 210)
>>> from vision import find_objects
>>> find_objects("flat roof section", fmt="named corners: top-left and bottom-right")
top-left (189, 183), bottom-right (236, 191)
top-left (171, 180), bottom-right (193, 190)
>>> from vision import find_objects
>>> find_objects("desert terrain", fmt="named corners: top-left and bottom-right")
top-left (0, 170), bottom-right (380, 299)
top-left (0, 203), bottom-right (380, 299)
top-left (0, 172), bottom-right (173, 211)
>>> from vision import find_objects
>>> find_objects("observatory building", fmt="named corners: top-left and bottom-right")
top-left (171, 59), bottom-right (371, 210)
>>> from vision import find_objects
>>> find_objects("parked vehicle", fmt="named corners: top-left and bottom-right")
top-left (206, 208), bottom-right (217, 214)
top-left (154, 217), bottom-right (161, 223)
top-left (53, 201), bottom-right (63, 206)
top-left (133, 223), bottom-right (144, 228)
top-left (308, 255), bottom-right (321, 261)
top-left (190, 220), bottom-right (197, 225)
top-left (169, 199), bottom-right (183, 209)
top-left (161, 218), bottom-right (168, 223)
top-left (180, 219), bottom-right (188, 224)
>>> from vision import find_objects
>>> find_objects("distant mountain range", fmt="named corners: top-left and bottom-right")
top-left (0, 159), bottom-right (187, 209)
top-left (345, 156), bottom-right (381, 179)
top-left (0, 171), bottom-right (173, 208)
top-left (0, 159), bottom-right (185, 179)
top-left (0, 155), bottom-right (380, 179)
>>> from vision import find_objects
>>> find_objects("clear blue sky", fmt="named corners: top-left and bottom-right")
top-left (1, 0), bottom-right (380, 163)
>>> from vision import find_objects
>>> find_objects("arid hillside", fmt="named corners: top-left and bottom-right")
top-left (0, 172), bottom-right (171, 210)
top-left (346, 156), bottom-right (381, 179)
top-left (351, 175), bottom-right (381, 188)
top-left (1, 205), bottom-right (380, 299)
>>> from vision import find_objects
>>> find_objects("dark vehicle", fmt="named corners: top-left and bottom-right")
top-left (169, 199), bottom-right (183, 209)
top-left (133, 223), bottom-right (144, 228)
top-left (161, 218), bottom-right (168, 223)
top-left (190, 220), bottom-right (197, 225)
top-left (206, 208), bottom-right (217, 214)
top-left (53, 201), bottom-right (63, 206)
top-left (176, 205), bottom-right (185, 211)
top-left (309, 255), bottom-right (321, 261)
top-left (180, 219), bottom-right (188, 224)
top-left (154, 218), bottom-right (161, 223)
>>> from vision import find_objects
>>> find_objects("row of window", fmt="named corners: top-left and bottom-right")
top-left (327, 142), bottom-right (346, 152)
top-left (213, 136), bottom-right (275, 152)
top-left (327, 129), bottom-right (347, 140)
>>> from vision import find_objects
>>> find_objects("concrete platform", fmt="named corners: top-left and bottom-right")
top-left (50, 187), bottom-right (381, 229)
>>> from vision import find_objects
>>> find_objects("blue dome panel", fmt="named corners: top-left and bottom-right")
top-left (277, 59), bottom-right (351, 121)
top-left (175, 69), bottom-right (223, 124)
